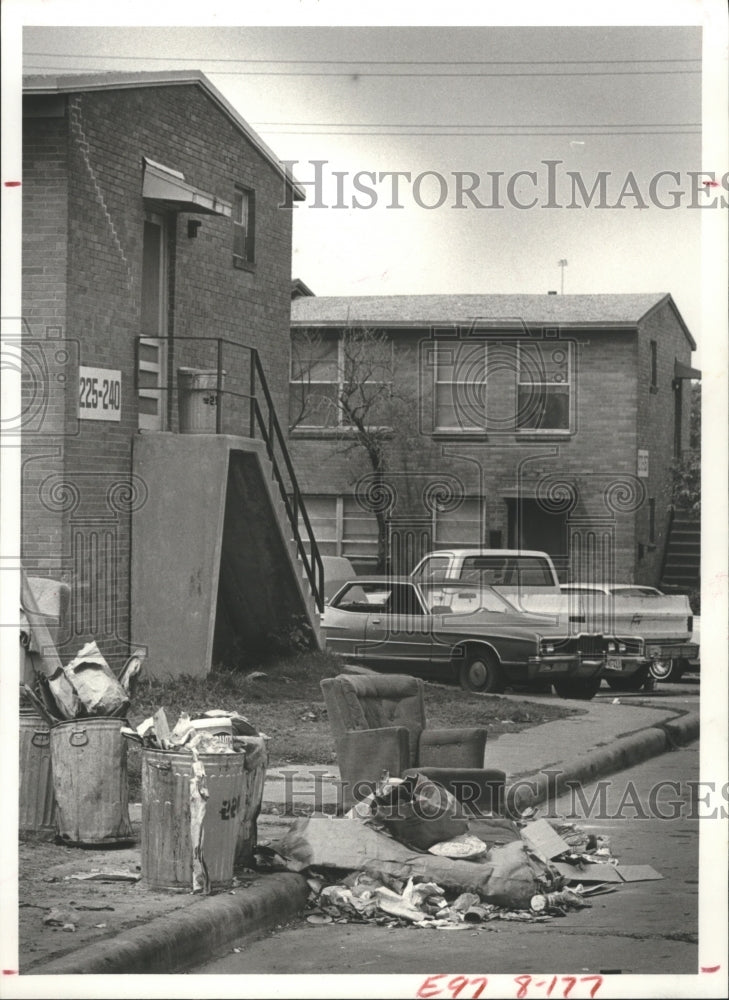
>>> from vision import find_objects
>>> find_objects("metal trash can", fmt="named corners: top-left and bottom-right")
top-left (141, 748), bottom-right (247, 890)
top-left (19, 709), bottom-right (57, 838)
top-left (50, 718), bottom-right (134, 846)
top-left (234, 737), bottom-right (268, 868)
top-left (177, 367), bottom-right (225, 434)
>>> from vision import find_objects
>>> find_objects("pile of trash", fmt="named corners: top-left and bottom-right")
top-left (267, 772), bottom-right (661, 929)
top-left (21, 639), bottom-right (145, 725)
top-left (121, 708), bottom-right (268, 755)
top-left (19, 567), bottom-right (145, 724)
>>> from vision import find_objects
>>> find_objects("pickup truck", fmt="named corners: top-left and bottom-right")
top-left (561, 583), bottom-right (698, 686)
top-left (410, 549), bottom-right (697, 689)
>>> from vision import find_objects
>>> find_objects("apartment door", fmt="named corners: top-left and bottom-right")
top-left (138, 213), bottom-right (168, 430)
top-left (506, 497), bottom-right (569, 581)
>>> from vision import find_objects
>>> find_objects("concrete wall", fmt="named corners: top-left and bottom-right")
top-left (131, 434), bottom-right (318, 679)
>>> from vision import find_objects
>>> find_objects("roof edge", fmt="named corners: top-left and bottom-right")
top-left (637, 293), bottom-right (697, 351)
top-left (22, 70), bottom-right (305, 202)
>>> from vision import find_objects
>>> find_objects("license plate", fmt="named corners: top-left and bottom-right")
top-left (606, 656), bottom-right (622, 671)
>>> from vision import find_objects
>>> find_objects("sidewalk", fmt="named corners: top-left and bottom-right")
top-left (17, 693), bottom-right (699, 977)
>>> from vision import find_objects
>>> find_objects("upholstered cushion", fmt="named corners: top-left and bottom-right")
top-left (321, 674), bottom-right (426, 766)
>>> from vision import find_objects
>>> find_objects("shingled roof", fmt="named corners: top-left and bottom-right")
top-left (291, 292), bottom-right (695, 348)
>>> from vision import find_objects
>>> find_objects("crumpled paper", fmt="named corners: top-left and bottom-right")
top-left (190, 749), bottom-right (211, 894)
top-left (63, 641), bottom-right (129, 716)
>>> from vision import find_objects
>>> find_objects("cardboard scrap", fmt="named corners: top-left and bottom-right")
top-left (616, 864), bottom-right (663, 882)
top-left (519, 818), bottom-right (572, 860)
top-left (552, 860), bottom-right (623, 884)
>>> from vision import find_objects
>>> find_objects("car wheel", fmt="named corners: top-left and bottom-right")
top-left (459, 648), bottom-right (504, 694)
top-left (606, 669), bottom-right (649, 692)
top-left (649, 658), bottom-right (683, 682)
top-left (553, 677), bottom-right (602, 700)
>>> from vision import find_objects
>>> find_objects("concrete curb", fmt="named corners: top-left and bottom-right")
top-left (29, 872), bottom-right (308, 976)
top-left (506, 711), bottom-right (700, 814)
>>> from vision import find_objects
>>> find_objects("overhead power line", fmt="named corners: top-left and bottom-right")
top-left (23, 64), bottom-right (700, 78)
top-left (256, 130), bottom-right (700, 137)
top-left (251, 121), bottom-right (702, 128)
top-left (24, 51), bottom-right (702, 66)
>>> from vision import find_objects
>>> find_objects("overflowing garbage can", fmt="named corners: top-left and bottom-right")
top-left (131, 709), bottom-right (268, 893)
top-left (177, 367), bottom-right (225, 434)
top-left (141, 748), bottom-right (247, 891)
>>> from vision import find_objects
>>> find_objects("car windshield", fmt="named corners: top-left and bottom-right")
top-left (420, 583), bottom-right (513, 615)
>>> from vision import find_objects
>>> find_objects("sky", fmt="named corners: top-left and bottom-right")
top-left (6, 7), bottom-right (728, 366)
top-left (1, 3), bottom-right (728, 999)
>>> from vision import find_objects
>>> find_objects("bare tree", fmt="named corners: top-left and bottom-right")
top-left (290, 326), bottom-right (436, 570)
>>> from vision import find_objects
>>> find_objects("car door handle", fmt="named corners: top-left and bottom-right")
top-left (370, 618), bottom-right (382, 625)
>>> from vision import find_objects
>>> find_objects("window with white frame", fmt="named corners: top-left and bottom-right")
top-left (434, 341), bottom-right (487, 431)
top-left (298, 494), bottom-right (379, 568)
top-left (516, 341), bottom-right (571, 431)
top-left (290, 331), bottom-right (393, 430)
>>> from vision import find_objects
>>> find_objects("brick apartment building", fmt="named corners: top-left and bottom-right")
top-left (20, 70), bottom-right (305, 668)
top-left (288, 293), bottom-right (700, 586)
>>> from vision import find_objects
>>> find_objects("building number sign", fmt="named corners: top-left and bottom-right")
top-left (79, 366), bottom-right (122, 421)
top-left (637, 449), bottom-right (649, 478)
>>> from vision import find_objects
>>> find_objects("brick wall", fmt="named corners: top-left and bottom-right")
top-left (289, 325), bottom-right (648, 582)
top-left (21, 82), bottom-right (295, 665)
top-left (21, 104), bottom-right (71, 642)
top-left (635, 301), bottom-right (696, 585)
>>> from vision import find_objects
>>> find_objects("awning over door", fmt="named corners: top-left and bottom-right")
top-left (142, 158), bottom-right (232, 217)
top-left (673, 359), bottom-right (702, 382)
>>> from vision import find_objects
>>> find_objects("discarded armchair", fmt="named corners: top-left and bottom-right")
top-left (320, 673), bottom-right (506, 815)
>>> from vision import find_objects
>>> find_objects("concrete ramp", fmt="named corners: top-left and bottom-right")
top-left (131, 434), bottom-right (320, 679)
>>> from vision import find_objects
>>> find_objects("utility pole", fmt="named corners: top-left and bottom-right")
top-left (558, 259), bottom-right (568, 294)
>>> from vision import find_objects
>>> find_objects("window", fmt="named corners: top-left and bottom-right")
top-left (290, 335), bottom-right (339, 428)
top-left (298, 494), bottom-right (379, 569)
top-left (648, 497), bottom-right (656, 544)
top-left (232, 186), bottom-right (255, 267)
top-left (461, 555), bottom-right (555, 587)
top-left (516, 341), bottom-right (571, 432)
top-left (290, 331), bottom-right (392, 430)
top-left (434, 341), bottom-right (487, 431)
top-left (650, 341), bottom-right (658, 391)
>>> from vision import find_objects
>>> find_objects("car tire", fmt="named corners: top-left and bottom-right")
top-left (459, 648), bottom-right (504, 694)
top-left (606, 668), bottom-right (650, 692)
top-left (649, 658), bottom-right (683, 682)
top-left (553, 677), bottom-right (602, 700)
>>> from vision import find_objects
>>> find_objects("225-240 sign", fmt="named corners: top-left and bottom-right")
top-left (78, 366), bottom-right (122, 422)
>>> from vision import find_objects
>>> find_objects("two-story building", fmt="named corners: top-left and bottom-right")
top-left (20, 71), bottom-right (321, 675)
top-left (288, 292), bottom-right (700, 586)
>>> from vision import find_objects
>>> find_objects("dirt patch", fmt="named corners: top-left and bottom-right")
top-left (18, 817), bottom-right (291, 973)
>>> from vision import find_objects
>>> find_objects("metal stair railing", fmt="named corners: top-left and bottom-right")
top-left (249, 349), bottom-right (324, 612)
top-left (134, 336), bottom-right (325, 613)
